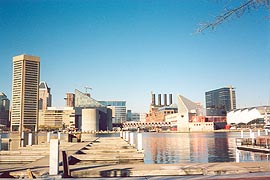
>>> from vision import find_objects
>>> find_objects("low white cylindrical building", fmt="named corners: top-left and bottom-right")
top-left (82, 108), bottom-right (99, 132)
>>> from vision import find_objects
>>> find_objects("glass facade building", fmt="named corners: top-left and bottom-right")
top-left (99, 101), bottom-right (126, 123)
top-left (205, 86), bottom-right (236, 116)
top-left (0, 92), bottom-right (10, 127)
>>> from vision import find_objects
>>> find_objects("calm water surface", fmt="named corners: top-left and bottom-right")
top-left (141, 131), bottom-right (270, 164)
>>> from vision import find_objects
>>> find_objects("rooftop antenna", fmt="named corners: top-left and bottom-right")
top-left (84, 86), bottom-right (92, 93)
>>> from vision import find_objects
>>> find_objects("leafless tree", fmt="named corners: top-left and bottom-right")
top-left (197, 0), bottom-right (270, 33)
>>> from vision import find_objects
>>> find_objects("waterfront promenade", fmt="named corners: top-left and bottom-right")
top-left (0, 135), bottom-right (270, 179)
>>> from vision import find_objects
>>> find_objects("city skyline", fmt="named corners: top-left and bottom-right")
top-left (1, 1), bottom-right (269, 113)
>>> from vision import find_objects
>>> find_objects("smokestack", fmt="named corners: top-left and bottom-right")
top-left (169, 94), bottom-right (173, 105)
top-left (164, 94), bottom-right (167, 106)
top-left (158, 94), bottom-right (161, 106)
top-left (151, 93), bottom-right (156, 106)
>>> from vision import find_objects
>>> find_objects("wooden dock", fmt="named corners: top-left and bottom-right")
top-left (236, 136), bottom-right (270, 153)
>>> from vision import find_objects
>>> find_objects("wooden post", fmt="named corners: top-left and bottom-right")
top-left (0, 135), bottom-right (2, 151)
top-left (62, 151), bottom-right (70, 177)
top-left (258, 129), bottom-right (261, 137)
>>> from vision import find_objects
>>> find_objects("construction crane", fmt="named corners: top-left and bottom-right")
top-left (84, 86), bottom-right (92, 93)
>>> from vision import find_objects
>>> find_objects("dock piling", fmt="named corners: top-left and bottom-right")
top-left (249, 129), bottom-right (252, 138)
top-left (241, 130), bottom-right (244, 138)
top-left (120, 131), bottom-right (123, 138)
top-left (49, 139), bottom-right (59, 175)
top-left (236, 148), bottom-right (240, 163)
top-left (28, 133), bottom-right (32, 146)
top-left (129, 132), bottom-right (134, 146)
top-left (137, 133), bottom-right (143, 151)
top-left (47, 132), bottom-right (51, 143)
top-left (58, 132), bottom-right (61, 141)
top-left (21, 132), bottom-right (25, 147)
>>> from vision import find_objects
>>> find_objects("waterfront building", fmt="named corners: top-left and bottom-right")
top-left (39, 81), bottom-right (52, 110)
top-left (127, 110), bottom-right (146, 122)
top-left (139, 113), bottom-right (146, 123)
top-left (126, 110), bottom-right (132, 121)
top-left (131, 113), bottom-right (140, 122)
top-left (146, 92), bottom-right (176, 122)
top-left (205, 86), bottom-right (236, 116)
top-left (65, 93), bottom-right (75, 107)
top-left (0, 92), bottom-right (10, 127)
top-left (39, 107), bottom-right (75, 130)
top-left (165, 95), bottom-right (226, 132)
top-left (227, 106), bottom-right (270, 125)
top-left (11, 54), bottom-right (40, 132)
top-left (98, 100), bottom-right (126, 124)
top-left (75, 89), bottom-right (112, 132)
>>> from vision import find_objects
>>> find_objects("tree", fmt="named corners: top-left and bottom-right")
top-left (197, 0), bottom-right (270, 33)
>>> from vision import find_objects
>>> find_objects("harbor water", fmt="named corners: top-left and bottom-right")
top-left (1, 131), bottom-right (269, 164)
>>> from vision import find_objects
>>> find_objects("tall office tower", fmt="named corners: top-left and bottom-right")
top-left (39, 81), bottom-right (52, 110)
top-left (205, 86), bottom-right (236, 116)
top-left (11, 54), bottom-right (40, 132)
top-left (98, 101), bottom-right (126, 123)
top-left (0, 92), bottom-right (10, 127)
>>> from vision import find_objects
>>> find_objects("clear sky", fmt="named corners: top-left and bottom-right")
top-left (0, 0), bottom-right (269, 113)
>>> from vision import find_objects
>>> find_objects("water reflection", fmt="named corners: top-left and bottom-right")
top-left (142, 132), bottom-right (270, 164)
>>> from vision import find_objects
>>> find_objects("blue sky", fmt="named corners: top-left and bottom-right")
top-left (0, 0), bottom-right (269, 113)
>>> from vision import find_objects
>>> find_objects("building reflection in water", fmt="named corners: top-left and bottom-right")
top-left (142, 132), bottom-right (270, 164)
top-left (143, 132), bottom-right (191, 164)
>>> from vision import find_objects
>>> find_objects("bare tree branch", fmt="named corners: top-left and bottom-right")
top-left (197, 0), bottom-right (270, 33)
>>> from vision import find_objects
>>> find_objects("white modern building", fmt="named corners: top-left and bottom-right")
top-left (227, 106), bottom-right (270, 125)
top-left (165, 95), bottom-right (226, 132)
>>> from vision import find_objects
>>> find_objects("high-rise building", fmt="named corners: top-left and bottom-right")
top-left (0, 92), bottom-right (10, 127)
top-left (11, 54), bottom-right (40, 132)
top-left (205, 86), bottom-right (236, 116)
top-left (39, 81), bottom-right (52, 110)
top-left (98, 101), bottom-right (126, 123)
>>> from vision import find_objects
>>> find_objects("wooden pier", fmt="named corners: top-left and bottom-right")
top-left (236, 136), bottom-right (270, 153)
